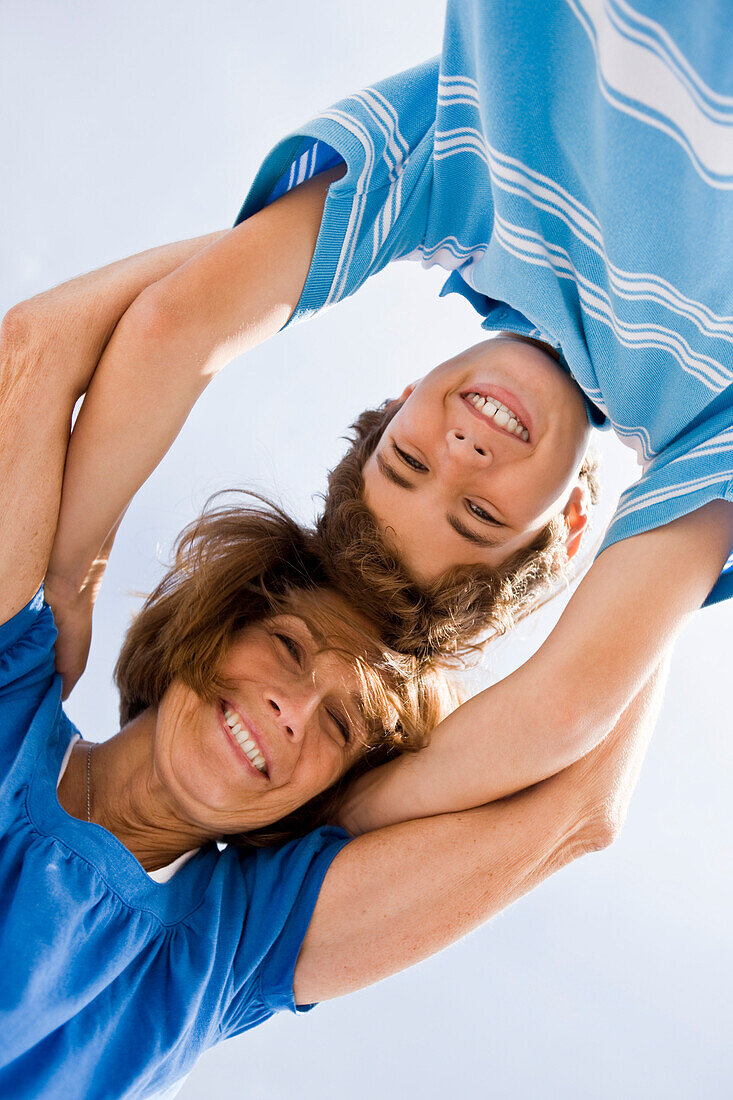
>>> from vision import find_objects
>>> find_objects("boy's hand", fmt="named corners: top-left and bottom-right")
top-left (44, 575), bottom-right (95, 699)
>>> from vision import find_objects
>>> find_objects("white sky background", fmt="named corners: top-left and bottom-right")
top-left (1, 2), bottom-right (731, 1097)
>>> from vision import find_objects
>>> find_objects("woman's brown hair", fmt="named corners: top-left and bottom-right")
top-left (114, 494), bottom-right (460, 847)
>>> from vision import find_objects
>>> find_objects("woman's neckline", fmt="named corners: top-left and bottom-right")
top-left (56, 733), bottom-right (200, 884)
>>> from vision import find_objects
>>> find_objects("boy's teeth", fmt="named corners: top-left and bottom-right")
top-left (223, 707), bottom-right (267, 773)
top-left (467, 393), bottom-right (529, 440)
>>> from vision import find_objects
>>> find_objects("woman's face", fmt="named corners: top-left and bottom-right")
top-left (153, 593), bottom-right (373, 836)
top-left (362, 337), bottom-right (592, 583)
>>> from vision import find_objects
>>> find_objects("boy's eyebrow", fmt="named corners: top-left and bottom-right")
top-left (375, 451), bottom-right (416, 491)
top-left (447, 513), bottom-right (502, 548)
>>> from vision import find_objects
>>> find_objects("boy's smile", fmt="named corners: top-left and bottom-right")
top-left (362, 337), bottom-right (592, 584)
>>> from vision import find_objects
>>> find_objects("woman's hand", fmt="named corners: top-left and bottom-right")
top-left (43, 574), bottom-right (96, 699)
top-left (562, 657), bottom-right (667, 849)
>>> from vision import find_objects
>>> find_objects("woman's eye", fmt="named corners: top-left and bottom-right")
top-left (393, 443), bottom-right (428, 472)
top-left (327, 709), bottom-right (351, 745)
top-left (467, 500), bottom-right (497, 524)
top-left (275, 633), bottom-right (304, 665)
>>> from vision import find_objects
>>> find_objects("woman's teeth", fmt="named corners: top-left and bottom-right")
top-left (223, 707), bottom-right (267, 774)
top-left (467, 393), bottom-right (529, 441)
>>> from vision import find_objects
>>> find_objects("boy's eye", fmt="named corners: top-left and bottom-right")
top-left (467, 499), bottom-right (498, 524)
top-left (393, 443), bottom-right (428, 472)
top-left (275, 633), bottom-right (304, 666)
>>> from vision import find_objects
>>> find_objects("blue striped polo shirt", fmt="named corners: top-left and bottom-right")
top-left (237, 0), bottom-right (733, 605)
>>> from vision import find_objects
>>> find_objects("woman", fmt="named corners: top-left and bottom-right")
top-left (1, 267), bottom-right (666, 1099)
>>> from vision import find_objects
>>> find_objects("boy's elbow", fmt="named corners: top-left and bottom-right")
top-left (550, 700), bottom-right (602, 774)
top-left (550, 675), bottom-right (632, 772)
top-left (121, 284), bottom-right (184, 349)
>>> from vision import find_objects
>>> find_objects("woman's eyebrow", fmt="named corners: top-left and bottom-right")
top-left (375, 451), bottom-right (416, 491)
top-left (283, 614), bottom-right (324, 652)
top-left (447, 513), bottom-right (502, 548)
top-left (348, 692), bottom-right (368, 733)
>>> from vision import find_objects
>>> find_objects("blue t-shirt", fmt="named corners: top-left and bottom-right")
top-left (236, 0), bottom-right (733, 605)
top-left (0, 592), bottom-right (350, 1100)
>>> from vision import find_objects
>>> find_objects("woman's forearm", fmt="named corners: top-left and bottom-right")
top-left (12, 232), bottom-right (225, 405)
top-left (1, 230), bottom-right (223, 604)
top-left (46, 167), bottom-right (341, 597)
top-left (15, 231), bottom-right (223, 595)
top-left (340, 501), bottom-right (733, 834)
top-left (0, 235), bottom-right (219, 622)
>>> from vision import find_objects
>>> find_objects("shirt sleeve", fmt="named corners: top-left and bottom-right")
top-left (0, 588), bottom-right (58, 773)
top-left (221, 825), bottom-right (351, 1037)
top-left (0, 588), bottom-right (57, 698)
top-left (598, 408), bottom-right (733, 606)
top-left (234, 58), bottom-right (440, 329)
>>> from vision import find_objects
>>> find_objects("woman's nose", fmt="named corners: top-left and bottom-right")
top-left (266, 689), bottom-right (314, 743)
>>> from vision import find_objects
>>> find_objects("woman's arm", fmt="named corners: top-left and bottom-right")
top-left (43, 166), bottom-right (341, 694)
top-left (0, 231), bottom-right (226, 625)
top-left (295, 660), bottom-right (667, 1004)
top-left (0, 306), bottom-right (77, 625)
top-left (338, 499), bottom-right (733, 834)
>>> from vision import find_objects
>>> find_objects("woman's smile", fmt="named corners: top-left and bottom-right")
top-left (218, 701), bottom-right (269, 778)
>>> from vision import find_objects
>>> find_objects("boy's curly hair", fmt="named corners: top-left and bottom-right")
top-left (316, 401), bottom-right (599, 663)
top-left (115, 494), bottom-right (462, 848)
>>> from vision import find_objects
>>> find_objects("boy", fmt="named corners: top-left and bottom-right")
top-left (16, 2), bottom-right (731, 742)
top-left (231, 4), bottom-right (732, 656)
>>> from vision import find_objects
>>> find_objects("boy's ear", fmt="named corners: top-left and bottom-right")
top-left (562, 484), bottom-right (588, 560)
top-left (387, 382), bottom-right (418, 408)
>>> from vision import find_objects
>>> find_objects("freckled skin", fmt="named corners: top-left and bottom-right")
top-left (363, 337), bottom-right (592, 583)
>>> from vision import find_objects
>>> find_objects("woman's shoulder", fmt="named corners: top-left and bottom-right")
top-left (211, 827), bottom-right (351, 945)
top-left (0, 587), bottom-right (57, 696)
top-left (0, 589), bottom-right (59, 788)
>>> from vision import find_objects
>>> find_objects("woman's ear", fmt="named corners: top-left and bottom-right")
top-left (562, 484), bottom-right (589, 560)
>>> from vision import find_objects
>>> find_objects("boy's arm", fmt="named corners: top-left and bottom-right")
top-left (339, 499), bottom-right (733, 834)
top-left (47, 166), bottom-right (340, 590)
top-left (296, 659), bottom-right (666, 1004)
top-left (39, 166), bottom-right (341, 693)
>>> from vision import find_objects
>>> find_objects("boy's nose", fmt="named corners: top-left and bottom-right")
top-left (445, 428), bottom-right (492, 464)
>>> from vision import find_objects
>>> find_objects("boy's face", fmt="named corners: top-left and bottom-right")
top-left (362, 337), bottom-right (592, 583)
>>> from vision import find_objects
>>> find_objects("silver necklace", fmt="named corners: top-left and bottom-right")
top-left (86, 742), bottom-right (93, 823)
